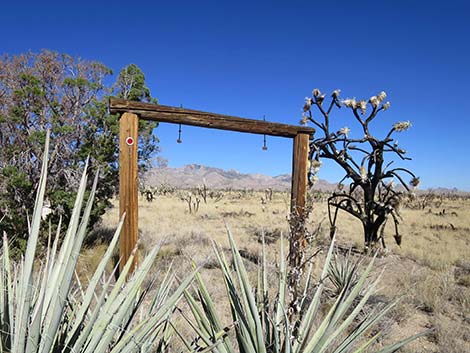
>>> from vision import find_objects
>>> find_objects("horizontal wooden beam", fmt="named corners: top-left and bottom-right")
top-left (109, 98), bottom-right (315, 138)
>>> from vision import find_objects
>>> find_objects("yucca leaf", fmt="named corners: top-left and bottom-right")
top-left (149, 262), bottom-right (175, 312)
top-left (1, 234), bottom-right (12, 351)
top-left (315, 270), bottom-right (383, 352)
top-left (186, 265), bottom-right (236, 353)
top-left (44, 157), bottom-right (89, 310)
top-left (350, 332), bottom-right (381, 353)
top-left (63, 213), bottom-right (125, 349)
top-left (293, 232), bottom-right (337, 353)
top-left (25, 260), bottom-right (49, 353)
top-left (374, 329), bottom-right (433, 353)
top-left (212, 241), bottom-right (257, 353)
top-left (82, 245), bottom-right (153, 353)
top-left (228, 229), bottom-right (267, 353)
top-left (69, 262), bottom-right (120, 353)
top-left (108, 267), bottom-right (199, 353)
top-left (334, 299), bottom-right (398, 353)
top-left (39, 170), bottom-right (99, 353)
top-left (12, 131), bottom-right (50, 353)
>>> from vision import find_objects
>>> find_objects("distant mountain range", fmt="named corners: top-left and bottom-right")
top-left (143, 164), bottom-right (335, 191)
top-left (143, 164), bottom-right (468, 194)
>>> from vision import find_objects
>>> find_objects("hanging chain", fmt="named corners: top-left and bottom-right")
top-left (177, 104), bottom-right (183, 143)
top-left (177, 124), bottom-right (182, 143)
top-left (262, 115), bottom-right (268, 150)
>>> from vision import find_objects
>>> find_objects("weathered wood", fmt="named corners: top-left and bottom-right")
top-left (110, 98), bottom-right (315, 138)
top-left (288, 132), bottom-right (311, 315)
top-left (119, 112), bottom-right (139, 274)
top-left (291, 133), bottom-right (310, 215)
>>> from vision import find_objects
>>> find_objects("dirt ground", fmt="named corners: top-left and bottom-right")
top-left (82, 189), bottom-right (470, 352)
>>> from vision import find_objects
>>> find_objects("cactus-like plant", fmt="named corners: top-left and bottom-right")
top-left (0, 131), bottom-right (195, 352)
top-left (328, 249), bottom-right (363, 296)
top-left (182, 231), bottom-right (430, 353)
top-left (302, 89), bottom-right (419, 248)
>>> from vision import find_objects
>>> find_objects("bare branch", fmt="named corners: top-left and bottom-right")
top-left (304, 88), bottom-right (416, 248)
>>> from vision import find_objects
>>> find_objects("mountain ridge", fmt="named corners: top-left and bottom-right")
top-left (144, 163), bottom-right (333, 191)
top-left (143, 163), bottom-right (470, 194)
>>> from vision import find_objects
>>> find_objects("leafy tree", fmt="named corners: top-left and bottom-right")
top-left (0, 51), bottom-right (158, 252)
top-left (113, 63), bottom-right (159, 171)
top-left (302, 89), bottom-right (419, 249)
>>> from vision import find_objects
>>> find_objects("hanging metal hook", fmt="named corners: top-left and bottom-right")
top-left (177, 124), bottom-right (182, 143)
top-left (177, 104), bottom-right (183, 143)
top-left (262, 115), bottom-right (268, 151)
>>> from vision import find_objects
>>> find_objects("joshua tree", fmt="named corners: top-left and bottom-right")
top-left (302, 89), bottom-right (419, 249)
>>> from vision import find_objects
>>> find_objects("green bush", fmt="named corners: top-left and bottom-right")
top-left (0, 51), bottom-right (158, 252)
top-left (0, 133), bottom-right (194, 352)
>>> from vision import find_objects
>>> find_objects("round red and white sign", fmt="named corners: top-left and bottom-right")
top-left (126, 137), bottom-right (135, 146)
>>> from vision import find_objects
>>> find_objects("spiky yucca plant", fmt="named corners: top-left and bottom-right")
top-left (182, 231), bottom-right (430, 353)
top-left (0, 132), bottom-right (195, 353)
top-left (328, 249), bottom-right (364, 296)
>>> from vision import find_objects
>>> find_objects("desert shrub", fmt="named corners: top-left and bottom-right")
top-left (0, 135), bottom-right (194, 352)
top-left (328, 248), bottom-right (364, 296)
top-left (0, 51), bottom-right (158, 251)
top-left (182, 231), bottom-right (430, 352)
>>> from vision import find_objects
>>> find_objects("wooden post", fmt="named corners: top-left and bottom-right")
top-left (288, 132), bottom-right (310, 312)
top-left (291, 133), bottom-right (310, 216)
top-left (119, 112), bottom-right (139, 274)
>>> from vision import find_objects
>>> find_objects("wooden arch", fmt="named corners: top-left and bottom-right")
top-left (109, 98), bottom-right (315, 272)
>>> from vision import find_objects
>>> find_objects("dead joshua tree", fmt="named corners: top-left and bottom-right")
top-left (197, 182), bottom-right (209, 204)
top-left (302, 89), bottom-right (420, 249)
top-left (264, 187), bottom-right (273, 201)
top-left (180, 192), bottom-right (201, 214)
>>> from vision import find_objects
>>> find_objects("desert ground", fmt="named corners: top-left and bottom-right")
top-left (81, 188), bottom-right (470, 352)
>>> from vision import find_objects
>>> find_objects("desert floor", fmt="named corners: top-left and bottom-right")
top-left (82, 189), bottom-right (470, 352)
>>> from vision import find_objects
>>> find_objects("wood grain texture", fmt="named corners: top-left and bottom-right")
top-left (119, 112), bottom-right (139, 274)
top-left (291, 133), bottom-right (310, 216)
top-left (110, 98), bottom-right (315, 138)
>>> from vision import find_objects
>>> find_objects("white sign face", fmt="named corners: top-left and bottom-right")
top-left (126, 137), bottom-right (135, 146)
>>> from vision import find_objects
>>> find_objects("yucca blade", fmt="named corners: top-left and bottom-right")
top-left (180, 304), bottom-right (221, 351)
top-left (212, 241), bottom-right (258, 353)
top-left (63, 213), bottom-right (125, 350)
top-left (334, 299), bottom-right (398, 353)
top-left (227, 229), bottom-right (267, 353)
top-left (1, 234), bottom-right (12, 351)
top-left (185, 268), bottom-right (235, 353)
top-left (39, 170), bottom-right (99, 353)
top-left (315, 270), bottom-right (383, 353)
top-left (25, 261), bottom-right (50, 353)
top-left (72, 248), bottom-right (138, 352)
top-left (374, 329), bottom-right (433, 353)
top-left (293, 233), bottom-right (337, 353)
top-left (149, 262), bottom-right (175, 312)
top-left (303, 253), bottom-right (377, 352)
top-left (43, 157), bottom-right (89, 311)
top-left (108, 268), bottom-right (199, 353)
top-left (350, 332), bottom-right (381, 353)
top-left (82, 244), bottom-right (156, 353)
top-left (12, 130), bottom-right (50, 353)
top-left (69, 263), bottom-right (120, 353)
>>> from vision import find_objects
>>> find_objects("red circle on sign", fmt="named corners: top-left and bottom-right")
top-left (126, 137), bottom-right (134, 146)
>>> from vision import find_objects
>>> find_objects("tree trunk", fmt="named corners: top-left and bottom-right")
top-left (363, 222), bottom-right (379, 248)
top-left (363, 186), bottom-right (382, 249)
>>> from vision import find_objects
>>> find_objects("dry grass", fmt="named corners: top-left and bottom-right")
top-left (92, 190), bottom-right (470, 352)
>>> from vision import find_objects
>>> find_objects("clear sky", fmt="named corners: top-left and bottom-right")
top-left (2, 0), bottom-right (470, 190)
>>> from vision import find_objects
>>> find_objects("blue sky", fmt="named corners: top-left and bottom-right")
top-left (2, 0), bottom-right (470, 190)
